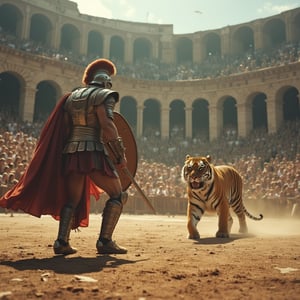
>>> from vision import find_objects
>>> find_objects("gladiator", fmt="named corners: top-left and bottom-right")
top-left (0, 58), bottom-right (131, 256)
top-left (54, 59), bottom-right (128, 255)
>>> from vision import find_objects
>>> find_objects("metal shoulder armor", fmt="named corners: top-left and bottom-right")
top-left (64, 87), bottom-right (98, 112)
top-left (88, 88), bottom-right (119, 106)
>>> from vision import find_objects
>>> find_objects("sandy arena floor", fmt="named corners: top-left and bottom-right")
top-left (0, 213), bottom-right (299, 299)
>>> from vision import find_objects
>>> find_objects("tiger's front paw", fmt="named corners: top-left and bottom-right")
top-left (216, 231), bottom-right (229, 238)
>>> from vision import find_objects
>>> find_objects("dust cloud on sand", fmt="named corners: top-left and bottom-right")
top-left (244, 216), bottom-right (300, 237)
top-left (0, 213), bottom-right (299, 299)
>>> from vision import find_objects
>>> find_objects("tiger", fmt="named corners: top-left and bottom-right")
top-left (181, 155), bottom-right (263, 240)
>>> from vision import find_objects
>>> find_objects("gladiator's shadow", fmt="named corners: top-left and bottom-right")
top-left (0, 255), bottom-right (147, 274)
top-left (193, 233), bottom-right (256, 245)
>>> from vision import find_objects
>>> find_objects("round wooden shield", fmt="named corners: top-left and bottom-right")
top-left (105, 112), bottom-right (138, 191)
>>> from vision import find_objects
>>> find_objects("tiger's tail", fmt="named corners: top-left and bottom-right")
top-left (243, 207), bottom-right (263, 221)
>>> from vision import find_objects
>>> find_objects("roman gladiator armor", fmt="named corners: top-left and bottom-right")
top-left (53, 59), bottom-right (128, 255)
top-left (63, 86), bottom-right (119, 155)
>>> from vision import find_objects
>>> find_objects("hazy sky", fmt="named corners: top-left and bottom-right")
top-left (72, 0), bottom-right (300, 34)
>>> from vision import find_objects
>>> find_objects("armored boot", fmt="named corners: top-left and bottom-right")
top-left (96, 192), bottom-right (128, 254)
top-left (53, 204), bottom-right (77, 255)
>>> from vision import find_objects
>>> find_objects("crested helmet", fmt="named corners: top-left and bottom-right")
top-left (82, 58), bottom-right (117, 89)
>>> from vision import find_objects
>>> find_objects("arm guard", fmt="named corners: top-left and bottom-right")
top-left (106, 137), bottom-right (126, 164)
top-left (104, 96), bottom-right (116, 120)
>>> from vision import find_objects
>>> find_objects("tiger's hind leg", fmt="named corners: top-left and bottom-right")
top-left (187, 202), bottom-right (201, 240)
top-left (230, 177), bottom-right (248, 234)
top-left (232, 205), bottom-right (248, 233)
top-left (237, 213), bottom-right (248, 234)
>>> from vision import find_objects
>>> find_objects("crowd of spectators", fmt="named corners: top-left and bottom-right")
top-left (0, 28), bottom-right (299, 216)
top-left (1, 28), bottom-right (300, 81)
top-left (0, 109), bottom-right (299, 217)
top-left (131, 120), bottom-right (299, 215)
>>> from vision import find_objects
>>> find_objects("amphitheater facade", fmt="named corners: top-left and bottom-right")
top-left (0, 0), bottom-right (299, 141)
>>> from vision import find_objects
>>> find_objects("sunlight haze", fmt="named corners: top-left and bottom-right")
top-left (72, 0), bottom-right (300, 33)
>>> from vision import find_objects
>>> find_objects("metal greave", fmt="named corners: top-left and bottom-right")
top-left (57, 205), bottom-right (74, 243)
top-left (99, 192), bottom-right (128, 240)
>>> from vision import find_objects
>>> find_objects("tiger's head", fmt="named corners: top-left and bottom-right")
top-left (181, 155), bottom-right (213, 190)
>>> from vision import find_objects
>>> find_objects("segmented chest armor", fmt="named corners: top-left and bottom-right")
top-left (63, 86), bottom-right (116, 153)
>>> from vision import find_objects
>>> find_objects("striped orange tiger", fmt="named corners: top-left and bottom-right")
top-left (181, 155), bottom-right (263, 239)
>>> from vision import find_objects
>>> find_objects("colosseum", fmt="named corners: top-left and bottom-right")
top-left (0, 0), bottom-right (299, 142)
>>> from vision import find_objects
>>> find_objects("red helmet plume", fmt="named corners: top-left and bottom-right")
top-left (82, 58), bottom-right (117, 85)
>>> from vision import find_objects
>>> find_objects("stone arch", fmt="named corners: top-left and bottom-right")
top-left (276, 86), bottom-right (300, 122)
top-left (133, 37), bottom-right (152, 62)
top-left (34, 80), bottom-right (61, 121)
top-left (60, 23), bottom-right (80, 54)
top-left (252, 93), bottom-right (267, 130)
top-left (0, 3), bottom-right (23, 37)
top-left (30, 13), bottom-right (52, 46)
top-left (202, 32), bottom-right (221, 58)
top-left (0, 71), bottom-right (25, 117)
top-left (246, 92), bottom-right (268, 131)
top-left (143, 98), bottom-right (161, 137)
top-left (169, 99), bottom-right (185, 138)
top-left (87, 30), bottom-right (103, 58)
top-left (176, 37), bottom-right (193, 63)
top-left (120, 96), bottom-right (137, 133)
top-left (110, 35), bottom-right (125, 62)
top-left (232, 26), bottom-right (255, 54)
top-left (217, 96), bottom-right (238, 136)
top-left (0, 61), bottom-right (32, 80)
top-left (192, 98), bottom-right (209, 141)
top-left (262, 18), bottom-right (286, 48)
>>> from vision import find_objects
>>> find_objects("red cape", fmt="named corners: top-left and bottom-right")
top-left (0, 94), bottom-right (103, 228)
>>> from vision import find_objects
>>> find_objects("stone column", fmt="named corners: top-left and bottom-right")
top-left (185, 106), bottom-right (192, 139)
top-left (52, 16), bottom-right (62, 49)
top-left (193, 35), bottom-right (202, 63)
top-left (21, 6), bottom-right (31, 40)
top-left (103, 33), bottom-right (111, 58)
top-left (253, 20), bottom-right (264, 50)
top-left (124, 33), bottom-right (133, 64)
top-left (237, 102), bottom-right (251, 138)
top-left (80, 24), bottom-right (88, 55)
top-left (161, 107), bottom-right (170, 139)
top-left (22, 85), bottom-right (37, 122)
top-left (284, 12), bottom-right (293, 42)
top-left (136, 104), bottom-right (144, 138)
top-left (266, 97), bottom-right (282, 134)
top-left (160, 34), bottom-right (174, 64)
top-left (152, 39), bottom-right (159, 60)
top-left (209, 104), bottom-right (222, 141)
top-left (220, 27), bottom-right (230, 56)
